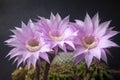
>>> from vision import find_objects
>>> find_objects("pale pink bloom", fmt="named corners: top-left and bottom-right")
top-left (73, 13), bottom-right (119, 67)
top-left (36, 13), bottom-right (78, 54)
top-left (6, 20), bottom-right (52, 68)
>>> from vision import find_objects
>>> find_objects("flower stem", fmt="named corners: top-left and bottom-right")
top-left (43, 54), bottom-right (55, 80)
top-left (34, 59), bottom-right (40, 80)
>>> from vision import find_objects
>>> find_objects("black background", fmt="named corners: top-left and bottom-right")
top-left (0, 0), bottom-right (120, 80)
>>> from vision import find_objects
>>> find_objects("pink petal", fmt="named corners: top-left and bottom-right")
top-left (17, 56), bottom-right (23, 67)
top-left (38, 18), bottom-right (50, 34)
top-left (40, 45), bottom-right (52, 53)
top-left (6, 38), bottom-right (25, 48)
top-left (92, 13), bottom-right (99, 29)
top-left (13, 57), bottom-right (18, 64)
top-left (15, 27), bottom-right (22, 32)
top-left (9, 52), bottom-right (20, 60)
top-left (64, 27), bottom-right (77, 38)
top-left (23, 52), bottom-right (31, 62)
top-left (56, 13), bottom-right (62, 22)
top-left (21, 21), bottom-right (27, 28)
top-left (21, 22), bottom-right (34, 37)
top-left (39, 53), bottom-right (50, 63)
top-left (51, 42), bottom-right (58, 49)
top-left (101, 49), bottom-right (107, 63)
top-left (58, 42), bottom-right (67, 53)
top-left (75, 54), bottom-right (84, 65)
top-left (64, 28), bottom-right (73, 38)
top-left (73, 47), bottom-right (87, 58)
top-left (99, 21), bottom-right (111, 28)
top-left (89, 47), bottom-right (101, 60)
top-left (59, 16), bottom-right (69, 33)
top-left (84, 14), bottom-right (93, 32)
top-left (53, 46), bottom-right (59, 54)
top-left (95, 21), bottom-right (111, 37)
top-left (9, 49), bottom-right (23, 60)
top-left (75, 20), bottom-right (84, 27)
top-left (34, 52), bottom-right (39, 59)
top-left (49, 14), bottom-right (62, 29)
top-left (85, 53), bottom-right (93, 67)
top-left (27, 59), bottom-right (31, 69)
top-left (28, 19), bottom-right (36, 31)
top-left (103, 31), bottom-right (119, 39)
top-left (104, 49), bottom-right (112, 57)
top-left (65, 41), bottom-right (75, 50)
top-left (6, 48), bottom-right (17, 57)
top-left (50, 13), bottom-right (56, 21)
top-left (31, 56), bottom-right (37, 67)
top-left (11, 29), bottom-right (23, 39)
top-left (99, 39), bottom-right (119, 48)
top-left (5, 38), bottom-right (14, 44)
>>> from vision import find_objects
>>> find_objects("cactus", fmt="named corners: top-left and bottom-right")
top-left (12, 52), bottom-right (113, 80)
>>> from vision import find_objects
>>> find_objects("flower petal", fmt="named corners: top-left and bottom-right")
top-left (56, 13), bottom-right (62, 22)
top-left (99, 39), bottom-right (119, 48)
top-left (27, 59), bottom-right (31, 69)
top-left (85, 53), bottom-right (93, 67)
top-left (64, 27), bottom-right (78, 39)
top-left (50, 12), bottom-right (56, 21)
top-left (23, 52), bottom-right (31, 62)
top-left (75, 20), bottom-right (84, 27)
top-left (95, 21), bottom-right (111, 37)
top-left (89, 47), bottom-right (101, 60)
top-left (59, 16), bottom-right (69, 33)
top-left (75, 54), bottom-right (84, 65)
top-left (103, 30), bottom-right (119, 39)
top-left (73, 47), bottom-right (87, 58)
top-left (58, 42), bottom-right (67, 53)
top-left (92, 13), bottom-right (99, 29)
top-left (30, 56), bottom-right (37, 67)
top-left (101, 49), bottom-right (107, 63)
top-left (84, 14), bottom-right (93, 32)
top-left (65, 41), bottom-right (75, 50)
top-left (39, 53), bottom-right (50, 63)
top-left (40, 45), bottom-right (52, 53)
top-left (17, 56), bottom-right (23, 67)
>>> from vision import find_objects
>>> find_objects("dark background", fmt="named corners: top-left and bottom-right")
top-left (0, 0), bottom-right (120, 80)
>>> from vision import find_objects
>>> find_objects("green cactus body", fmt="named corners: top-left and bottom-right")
top-left (12, 52), bottom-right (113, 80)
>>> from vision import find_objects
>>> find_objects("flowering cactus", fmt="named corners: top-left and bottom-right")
top-left (5, 13), bottom-right (119, 80)
top-left (73, 13), bottom-right (119, 67)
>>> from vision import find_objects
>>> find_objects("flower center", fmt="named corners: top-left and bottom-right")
top-left (49, 30), bottom-right (64, 41)
top-left (82, 35), bottom-right (98, 49)
top-left (26, 39), bottom-right (41, 52)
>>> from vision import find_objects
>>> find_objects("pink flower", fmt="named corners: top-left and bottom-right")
top-left (36, 13), bottom-right (78, 54)
top-left (6, 20), bottom-right (52, 68)
top-left (73, 13), bottom-right (119, 67)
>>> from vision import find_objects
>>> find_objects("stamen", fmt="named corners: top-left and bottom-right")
top-left (49, 30), bottom-right (64, 41)
top-left (26, 39), bottom-right (41, 52)
top-left (82, 35), bottom-right (98, 49)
